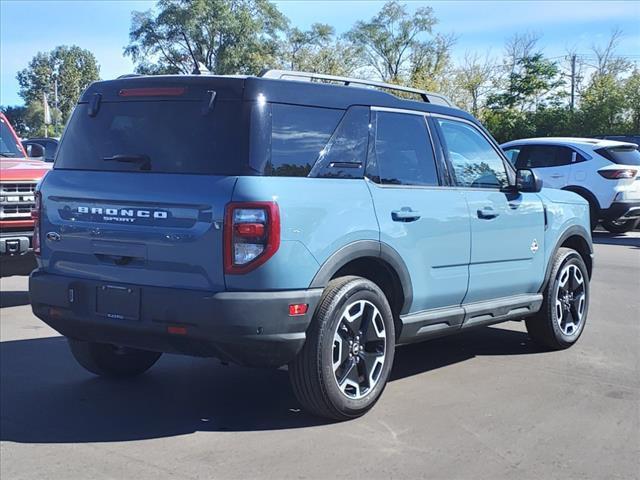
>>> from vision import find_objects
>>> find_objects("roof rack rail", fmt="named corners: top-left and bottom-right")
top-left (258, 69), bottom-right (452, 107)
top-left (117, 74), bottom-right (142, 79)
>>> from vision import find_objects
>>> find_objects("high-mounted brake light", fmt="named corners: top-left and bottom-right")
top-left (31, 191), bottom-right (42, 255)
top-left (224, 202), bottom-right (280, 274)
top-left (598, 169), bottom-right (637, 180)
top-left (118, 87), bottom-right (186, 97)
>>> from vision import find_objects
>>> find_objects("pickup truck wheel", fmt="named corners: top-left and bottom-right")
top-left (526, 248), bottom-right (589, 350)
top-left (68, 339), bottom-right (161, 378)
top-left (602, 218), bottom-right (638, 234)
top-left (289, 276), bottom-right (395, 420)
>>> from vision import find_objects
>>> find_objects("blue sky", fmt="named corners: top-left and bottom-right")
top-left (1, 0), bottom-right (639, 106)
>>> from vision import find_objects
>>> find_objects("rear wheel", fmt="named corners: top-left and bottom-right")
top-left (68, 339), bottom-right (161, 378)
top-left (526, 248), bottom-right (589, 350)
top-left (289, 276), bottom-right (395, 420)
top-left (602, 218), bottom-right (639, 234)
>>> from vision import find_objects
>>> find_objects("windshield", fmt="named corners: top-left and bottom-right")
top-left (55, 99), bottom-right (250, 174)
top-left (596, 146), bottom-right (640, 166)
top-left (0, 117), bottom-right (24, 158)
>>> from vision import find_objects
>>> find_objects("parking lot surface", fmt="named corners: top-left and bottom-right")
top-left (1, 232), bottom-right (639, 480)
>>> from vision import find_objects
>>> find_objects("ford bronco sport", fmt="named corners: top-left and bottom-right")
top-left (29, 70), bottom-right (594, 420)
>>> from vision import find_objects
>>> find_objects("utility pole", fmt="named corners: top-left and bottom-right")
top-left (569, 54), bottom-right (577, 111)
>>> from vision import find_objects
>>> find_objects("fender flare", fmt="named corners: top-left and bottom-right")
top-left (562, 186), bottom-right (601, 214)
top-left (540, 225), bottom-right (594, 293)
top-left (309, 240), bottom-right (414, 314)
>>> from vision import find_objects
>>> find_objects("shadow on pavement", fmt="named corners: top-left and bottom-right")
top-left (0, 325), bottom-right (537, 443)
top-left (0, 290), bottom-right (30, 308)
top-left (592, 231), bottom-right (640, 248)
top-left (0, 254), bottom-right (37, 278)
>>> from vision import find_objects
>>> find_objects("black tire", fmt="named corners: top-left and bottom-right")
top-left (289, 276), bottom-right (396, 420)
top-left (602, 218), bottom-right (639, 234)
top-left (526, 248), bottom-right (590, 350)
top-left (68, 339), bottom-right (161, 378)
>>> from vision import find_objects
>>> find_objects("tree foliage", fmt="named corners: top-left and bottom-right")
top-left (124, 0), bottom-right (288, 75)
top-left (284, 24), bottom-right (361, 76)
top-left (16, 45), bottom-right (100, 128)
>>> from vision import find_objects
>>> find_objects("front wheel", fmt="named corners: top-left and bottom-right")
top-left (68, 339), bottom-right (162, 378)
top-left (526, 248), bottom-right (590, 350)
top-left (602, 218), bottom-right (639, 234)
top-left (289, 276), bottom-right (395, 420)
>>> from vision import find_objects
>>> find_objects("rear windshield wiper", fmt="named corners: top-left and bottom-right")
top-left (103, 154), bottom-right (151, 171)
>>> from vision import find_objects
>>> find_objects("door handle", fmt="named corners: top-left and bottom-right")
top-left (392, 208), bottom-right (421, 222)
top-left (477, 207), bottom-right (500, 219)
top-left (550, 174), bottom-right (563, 179)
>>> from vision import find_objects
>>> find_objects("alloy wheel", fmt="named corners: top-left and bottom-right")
top-left (555, 264), bottom-right (586, 336)
top-left (332, 300), bottom-right (387, 399)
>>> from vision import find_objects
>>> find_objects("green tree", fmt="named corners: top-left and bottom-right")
top-left (17, 45), bottom-right (100, 126)
top-left (453, 52), bottom-right (495, 116)
top-left (488, 53), bottom-right (563, 111)
top-left (580, 74), bottom-right (627, 134)
top-left (345, 1), bottom-right (440, 83)
top-left (124, 0), bottom-right (288, 75)
top-left (623, 69), bottom-right (640, 132)
top-left (284, 24), bottom-right (360, 76)
top-left (0, 105), bottom-right (28, 138)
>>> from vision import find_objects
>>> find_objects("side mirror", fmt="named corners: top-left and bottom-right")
top-left (516, 168), bottom-right (543, 193)
top-left (25, 143), bottom-right (45, 158)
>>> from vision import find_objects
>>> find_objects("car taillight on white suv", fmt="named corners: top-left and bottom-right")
top-left (598, 168), bottom-right (638, 179)
top-left (31, 191), bottom-right (42, 255)
top-left (224, 202), bottom-right (280, 274)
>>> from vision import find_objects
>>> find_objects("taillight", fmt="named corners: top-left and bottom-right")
top-left (598, 169), bottom-right (637, 179)
top-left (31, 191), bottom-right (41, 255)
top-left (224, 202), bottom-right (280, 274)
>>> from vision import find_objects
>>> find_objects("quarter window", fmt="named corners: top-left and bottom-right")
top-left (436, 118), bottom-right (508, 189)
top-left (373, 112), bottom-right (438, 186)
top-left (268, 104), bottom-right (343, 177)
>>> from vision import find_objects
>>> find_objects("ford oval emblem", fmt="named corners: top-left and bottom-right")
top-left (46, 232), bottom-right (61, 242)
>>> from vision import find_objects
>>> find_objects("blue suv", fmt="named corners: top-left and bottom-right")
top-left (29, 70), bottom-right (594, 420)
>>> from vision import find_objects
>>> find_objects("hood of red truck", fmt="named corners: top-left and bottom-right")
top-left (1, 158), bottom-right (51, 182)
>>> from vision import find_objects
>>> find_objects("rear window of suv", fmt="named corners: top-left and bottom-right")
top-left (595, 146), bottom-right (640, 166)
top-left (55, 99), bottom-right (250, 175)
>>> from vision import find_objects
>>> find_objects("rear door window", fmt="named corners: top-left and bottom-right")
top-left (516, 145), bottom-right (573, 168)
top-left (55, 99), bottom-right (249, 174)
top-left (372, 111), bottom-right (438, 186)
top-left (268, 104), bottom-right (343, 177)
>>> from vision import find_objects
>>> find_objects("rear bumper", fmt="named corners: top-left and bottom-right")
top-left (29, 270), bottom-right (323, 367)
top-left (601, 201), bottom-right (640, 221)
top-left (0, 229), bottom-right (33, 255)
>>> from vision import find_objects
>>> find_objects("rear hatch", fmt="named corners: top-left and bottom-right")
top-left (596, 144), bottom-right (640, 200)
top-left (40, 77), bottom-right (251, 291)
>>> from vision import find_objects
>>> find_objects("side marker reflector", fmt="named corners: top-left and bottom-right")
top-left (167, 326), bottom-right (188, 335)
top-left (289, 304), bottom-right (308, 316)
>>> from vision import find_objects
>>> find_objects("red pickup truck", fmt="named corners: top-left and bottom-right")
top-left (1, 112), bottom-right (51, 256)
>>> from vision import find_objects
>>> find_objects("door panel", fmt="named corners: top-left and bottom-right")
top-left (434, 116), bottom-right (546, 303)
top-left (367, 110), bottom-right (470, 314)
top-left (464, 190), bottom-right (546, 302)
top-left (369, 183), bottom-right (471, 312)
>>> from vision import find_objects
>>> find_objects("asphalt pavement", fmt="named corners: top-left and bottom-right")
top-left (1, 232), bottom-right (639, 480)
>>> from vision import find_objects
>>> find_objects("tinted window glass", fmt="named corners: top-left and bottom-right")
top-left (516, 145), bottom-right (573, 168)
top-left (269, 104), bottom-right (343, 177)
top-left (55, 100), bottom-right (249, 174)
top-left (0, 118), bottom-right (23, 158)
top-left (375, 112), bottom-right (438, 186)
top-left (595, 146), bottom-right (640, 166)
top-left (437, 118), bottom-right (507, 188)
top-left (310, 106), bottom-right (369, 179)
top-left (503, 147), bottom-right (520, 166)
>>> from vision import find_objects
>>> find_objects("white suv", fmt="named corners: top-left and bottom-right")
top-left (501, 137), bottom-right (640, 233)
